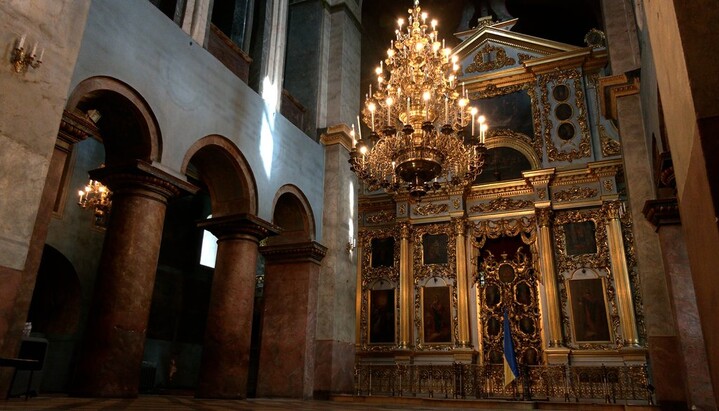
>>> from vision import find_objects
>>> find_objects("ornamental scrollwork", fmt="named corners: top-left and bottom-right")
top-left (412, 223), bottom-right (456, 281)
top-left (413, 202), bottom-right (448, 216)
top-left (599, 124), bottom-right (622, 157)
top-left (465, 44), bottom-right (516, 73)
top-left (478, 249), bottom-right (543, 364)
top-left (469, 197), bottom-right (533, 213)
top-left (552, 208), bottom-right (609, 272)
top-left (553, 186), bottom-right (598, 202)
top-left (469, 217), bottom-right (536, 250)
top-left (365, 210), bottom-right (395, 224)
top-left (539, 69), bottom-right (592, 162)
top-left (359, 226), bottom-right (401, 288)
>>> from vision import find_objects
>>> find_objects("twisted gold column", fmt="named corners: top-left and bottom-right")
top-left (399, 222), bottom-right (412, 348)
top-left (535, 207), bottom-right (564, 348)
top-left (454, 218), bottom-right (471, 348)
top-left (604, 201), bottom-right (639, 346)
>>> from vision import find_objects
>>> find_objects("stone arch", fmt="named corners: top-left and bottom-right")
top-left (66, 76), bottom-right (161, 164)
top-left (181, 135), bottom-right (258, 216)
top-left (27, 245), bottom-right (82, 336)
top-left (269, 185), bottom-right (316, 244)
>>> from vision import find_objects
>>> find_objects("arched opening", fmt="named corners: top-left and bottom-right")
top-left (269, 185), bottom-right (315, 245)
top-left (24, 245), bottom-right (82, 393)
top-left (139, 136), bottom-right (258, 394)
top-left (67, 76), bottom-right (162, 165)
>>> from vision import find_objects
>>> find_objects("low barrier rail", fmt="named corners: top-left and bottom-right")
top-left (354, 363), bottom-right (652, 404)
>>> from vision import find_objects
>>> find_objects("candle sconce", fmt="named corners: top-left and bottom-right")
top-left (11, 34), bottom-right (43, 73)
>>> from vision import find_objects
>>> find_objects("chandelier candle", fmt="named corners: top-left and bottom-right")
top-left (349, 0), bottom-right (488, 199)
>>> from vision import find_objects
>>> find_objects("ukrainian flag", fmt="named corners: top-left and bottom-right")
top-left (503, 310), bottom-right (519, 386)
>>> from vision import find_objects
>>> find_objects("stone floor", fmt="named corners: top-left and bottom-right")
top-left (0, 396), bottom-right (511, 411)
top-left (0, 395), bottom-right (659, 411)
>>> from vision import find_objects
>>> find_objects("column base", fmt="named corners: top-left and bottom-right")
top-left (453, 348), bottom-right (476, 364)
top-left (545, 347), bottom-right (571, 364)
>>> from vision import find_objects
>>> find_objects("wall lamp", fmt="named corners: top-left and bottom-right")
top-left (11, 34), bottom-right (43, 73)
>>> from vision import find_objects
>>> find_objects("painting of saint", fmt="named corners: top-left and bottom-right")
top-left (564, 221), bottom-right (597, 256)
top-left (423, 234), bottom-right (448, 265)
top-left (371, 237), bottom-right (395, 268)
top-left (422, 286), bottom-right (452, 344)
top-left (569, 278), bottom-right (611, 342)
top-left (369, 289), bottom-right (395, 344)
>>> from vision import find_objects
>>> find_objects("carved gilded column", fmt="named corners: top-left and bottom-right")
top-left (535, 208), bottom-right (564, 349)
top-left (399, 222), bottom-right (412, 348)
top-left (604, 200), bottom-right (639, 346)
top-left (454, 218), bottom-right (471, 348)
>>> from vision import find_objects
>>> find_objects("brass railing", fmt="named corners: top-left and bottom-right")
top-left (354, 363), bottom-right (652, 404)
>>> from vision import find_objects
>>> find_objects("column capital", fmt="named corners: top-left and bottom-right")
top-left (260, 240), bottom-right (328, 264)
top-left (58, 109), bottom-right (98, 152)
top-left (642, 198), bottom-right (680, 227)
top-left (199, 213), bottom-right (280, 242)
top-left (535, 207), bottom-right (553, 227)
top-left (452, 217), bottom-right (467, 236)
top-left (90, 160), bottom-right (199, 203)
top-left (399, 222), bottom-right (412, 239)
top-left (602, 200), bottom-right (623, 219)
top-left (320, 124), bottom-right (354, 152)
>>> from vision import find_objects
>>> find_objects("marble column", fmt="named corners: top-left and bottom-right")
top-left (257, 0), bottom-right (289, 113)
top-left (453, 218), bottom-right (471, 349)
top-left (195, 214), bottom-right (278, 399)
top-left (399, 222), bottom-right (412, 348)
top-left (603, 201), bottom-right (638, 346)
top-left (73, 161), bottom-right (197, 397)
top-left (0, 110), bottom-right (93, 396)
top-left (256, 241), bottom-right (327, 399)
top-left (180, 0), bottom-right (213, 45)
top-left (315, 126), bottom-right (357, 397)
top-left (0, 1), bottom-right (92, 395)
top-left (644, 199), bottom-right (717, 410)
top-left (534, 208), bottom-right (567, 355)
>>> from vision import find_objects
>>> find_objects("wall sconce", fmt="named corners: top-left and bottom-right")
top-left (11, 34), bottom-right (43, 73)
top-left (345, 237), bottom-right (357, 253)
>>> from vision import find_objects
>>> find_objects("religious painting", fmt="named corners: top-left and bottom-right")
top-left (371, 237), bottom-right (395, 268)
top-left (473, 90), bottom-right (534, 138)
top-left (369, 289), bottom-right (395, 344)
top-left (564, 221), bottom-right (597, 256)
top-left (568, 278), bottom-right (611, 342)
top-left (421, 286), bottom-right (452, 344)
top-left (422, 234), bottom-right (448, 265)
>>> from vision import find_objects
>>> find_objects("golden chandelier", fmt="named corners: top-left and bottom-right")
top-left (78, 177), bottom-right (112, 224)
top-left (349, 0), bottom-right (488, 199)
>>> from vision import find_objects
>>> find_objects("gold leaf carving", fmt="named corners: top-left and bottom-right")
top-left (465, 45), bottom-right (516, 73)
top-left (469, 197), bottom-right (533, 213)
top-left (599, 124), bottom-right (622, 157)
top-left (366, 210), bottom-right (395, 224)
top-left (413, 203), bottom-right (448, 216)
top-left (539, 70), bottom-right (591, 162)
top-left (553, 186), bottom-right (598, 202)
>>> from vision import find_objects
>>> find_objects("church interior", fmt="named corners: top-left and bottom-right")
top-left (1, 0), bottom-right (718, 410)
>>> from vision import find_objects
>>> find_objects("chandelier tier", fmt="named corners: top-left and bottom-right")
top-left (349, 0), bottom-right (488, 199)
top-left (78, 177), bottom-right (112, 223)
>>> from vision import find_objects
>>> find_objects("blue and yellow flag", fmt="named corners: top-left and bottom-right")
top-left (503, 310), bottom-right (519, 386)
